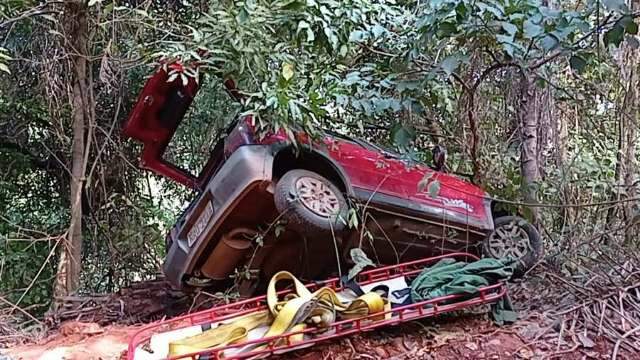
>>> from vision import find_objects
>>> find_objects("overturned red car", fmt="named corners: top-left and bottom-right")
top-left (123, 66), bottom-right (542, 294)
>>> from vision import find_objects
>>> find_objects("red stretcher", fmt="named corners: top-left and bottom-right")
top-left (127, 253), bottom-right (508, 360)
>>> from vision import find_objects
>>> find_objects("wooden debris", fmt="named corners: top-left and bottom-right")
top-left (46, 278), bottom-right (192, 327)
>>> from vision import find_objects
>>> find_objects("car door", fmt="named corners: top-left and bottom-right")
top-left (324, 137), bottom-right (408, 201)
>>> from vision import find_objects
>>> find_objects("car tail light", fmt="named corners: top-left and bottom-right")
top-left (224, 116), bottom-right (256, 156)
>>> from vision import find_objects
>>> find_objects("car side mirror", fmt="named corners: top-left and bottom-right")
top-left (432, 145), bottom-right (447, 172)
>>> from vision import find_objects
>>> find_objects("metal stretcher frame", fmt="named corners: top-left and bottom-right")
top-left (127, 252), bottom-right (509, 360)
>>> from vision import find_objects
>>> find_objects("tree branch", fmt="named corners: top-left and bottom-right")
top-left (0, 1), bottom-right (64, 30)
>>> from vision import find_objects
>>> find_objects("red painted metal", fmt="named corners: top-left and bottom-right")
top-left (127, 253), bottom-right (508, 360)
top-left (122, 65), bottom-right (200, 188)
top-left (123, 66), bottom-right (492, 226)
top-left (250, 122), bottom-right (489, 224)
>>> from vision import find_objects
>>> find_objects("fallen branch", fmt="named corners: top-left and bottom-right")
top-left (612, 325), bottom-right (640, 360)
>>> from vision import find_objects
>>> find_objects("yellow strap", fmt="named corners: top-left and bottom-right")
top-left (168, 271), bottom-right (389, 357)
top-left (266, 271), bottom-right (312, 315)
top-left (267, 272), bottom-right (386, 321)
top-left (168, 310), bottom-right (271, 356)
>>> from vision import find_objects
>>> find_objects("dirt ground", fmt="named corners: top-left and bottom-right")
top-left (1, 311), bottom-right (625, 360)
top-left (1, 275), bottom-right (633, 360)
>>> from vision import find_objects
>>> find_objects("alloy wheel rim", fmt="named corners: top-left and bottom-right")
top-left (294, 176), bottom-right (340, 217)
top-left (487, 221), bottom-right (531, 259)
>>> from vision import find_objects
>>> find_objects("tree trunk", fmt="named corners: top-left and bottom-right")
top-left (605, 99), bottom-right (625, 230)
top-left (518, 74), bottom-right (540, 221)
top-left (620, 12), bottom-right (639, 244)
top-left (605, 0), bottom-right (640, 244)
top-left (53, 1), bottom-right (90, 300)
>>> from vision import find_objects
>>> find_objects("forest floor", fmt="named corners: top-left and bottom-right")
top-left (0, 312), bottom-right (619, 360)
top-left (0, 271), bottom-right (635, 359)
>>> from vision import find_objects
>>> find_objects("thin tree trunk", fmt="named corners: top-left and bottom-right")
top-left (53, 1), bottom-right (89, 300)
top-left (519, 74), bottom-right (540, 221)
top-left (605, 100), bottom-right (625, 228)
top-left (621, 33), bottom-right (639, 245)
top-left (536, 85), bottom-right (553, 178)
top-left (623, 88), bottom-right (637, 244)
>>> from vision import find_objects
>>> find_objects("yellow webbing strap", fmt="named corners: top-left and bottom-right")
top-left (167, 271), bottom-right (388, 358)
top-left (167, 310), bottom-right (271, 356)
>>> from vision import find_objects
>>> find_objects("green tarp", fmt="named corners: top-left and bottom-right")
top-left (410, 258), bottom-right (517, 325)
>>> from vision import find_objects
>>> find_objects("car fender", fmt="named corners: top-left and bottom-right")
top-left (271, 144), bottom-right (354, 198)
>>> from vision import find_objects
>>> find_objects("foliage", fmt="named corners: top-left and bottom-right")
top-left (0, 0), bottom-right (639, 320)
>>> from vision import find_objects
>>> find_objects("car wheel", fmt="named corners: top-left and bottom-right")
top-left (483, 216), bottom-right (543, 277)
top-left (274, 169), bottom-right (348, 233)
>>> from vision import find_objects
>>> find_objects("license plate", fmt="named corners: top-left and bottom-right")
top-left (187, 202), bottom-right (213, 247)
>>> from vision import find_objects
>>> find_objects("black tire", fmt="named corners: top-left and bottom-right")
top-left (274, 169), bottom-right (348, 233)
top-left (483, 216), bottom-right (543, 278)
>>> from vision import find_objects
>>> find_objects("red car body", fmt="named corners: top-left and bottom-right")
top-left (123, 67), bottom-right (495, 291)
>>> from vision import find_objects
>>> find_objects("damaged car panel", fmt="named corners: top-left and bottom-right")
top-left (123, 66), bottom-right (543, 293)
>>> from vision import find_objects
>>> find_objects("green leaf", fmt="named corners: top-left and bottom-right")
top-left (496, 34), bottom-right (515, 44)
top-left (619, 16), bottom-right (638, 35)
top-left (282, 63), bottom-right (294, 81)
top-left (324, 27), bottom-right (339, 50)
top-left (523, 20), bottom-right (543, 39)
top-left (455, 2), bottom-right (468, 20)
top-left (288, 100), bottom-right (302, 120)
top-left (418, 172), bottom-right (434, 192)
top-left (237, 7), bottom-right (250, 24)
top-left (604, 24), bottom-right (625, 47)
top-left (477, 3), bottom-right (504, 17)
top-left (569, 55), bottom-right (587, 74)
top-left (297, 20), bottom-right (315, 42)
top-left (349, 30), bottom-right (366, 42)
top-left (360, 99), bottom-right (373, 115)
top-left (390, 123), bottom-right (415, 148)
top-left (500, 21), bottom-right (518, 37)
top-left (440, 56), bottom-right (460, 76)
top-left (396, 80), bottom-right (420, 91)
top-left (348, 248), bottom-right (374, 280)
top-left (343, 71), bottom-right (361, 86)
top-left (539, 34), bottom-right (559, 51)
top-left (254, 235), bottom-right (264, 247)
top-left (0, 63), bottom-right (10, 74)
top-left (438, 22), bottom-right (458, 36)
top-left (427, 180), bottom-right (440, 199)
top-left (347, 208), bottom-right (359, 229)
top-left (496, 34), bottom-right (519, 57)
top-left (603, 0), bottom-right (627, 12)
top-left (282, 0), bottom-right (306, 11)
top-left (371, 24), bottom-right (386, 38)
top-left (539, 6), bottom-right (561, 18)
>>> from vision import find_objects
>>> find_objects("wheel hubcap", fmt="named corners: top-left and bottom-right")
top-left (294, 176), bottom-right (340, 217)
top-left (487, 221), bottom-right (531, 259)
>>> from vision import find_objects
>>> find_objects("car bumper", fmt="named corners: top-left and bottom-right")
top-left (163, 145), bottom-right (274, 288)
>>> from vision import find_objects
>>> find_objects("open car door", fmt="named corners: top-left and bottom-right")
top-left (123, 63), bottom-right (245, 190)
top-left (123, 64), bottom-right (201, 188)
